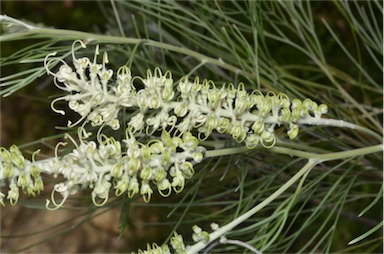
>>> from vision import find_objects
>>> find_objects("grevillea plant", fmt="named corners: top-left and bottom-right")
top-left (1, 41), bottom-right (382, 253)
top-left (0, 1), bottom-right (382, 253)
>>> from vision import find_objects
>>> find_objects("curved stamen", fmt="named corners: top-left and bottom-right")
top-left (45, 188), bottom-right (68, 210)
top-left (71, 39), bottom-right (86, 62)
top-left (50, 96), bottom-right (69, 115)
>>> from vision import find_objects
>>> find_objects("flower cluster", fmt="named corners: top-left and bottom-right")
top-left (1, 42), bottom-right (330, 208)
top-left (134, 224), bottom-right (214, 254)
top-left (45, 42), bottom-right (121, 130)
top-left (0, 130), bottom-right (204, 208)
top-left (191, 225), bottom-right (210, 244)
top-left (135, 232), bottom-right (186, 254)
top-left (0, 146), bottom-right (44, 206)
top-left (45, 41), bottom-right (328, 149)
top-left (174, 80), bottom-right (328, 148)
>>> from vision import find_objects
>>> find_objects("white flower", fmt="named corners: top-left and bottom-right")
top-left (140, 181), bottom-right (153, 203)
top-left (7, 182), bottom-right (19, 205)
top-left (128, 112), bottom-right (145, 133)
top-left (92, 177), bottom-right (112, 206)
top-left (170, 232), bottom-right (186, 253)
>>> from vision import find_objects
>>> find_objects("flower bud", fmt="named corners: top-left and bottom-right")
top-left (140, 165), bottom-right (153, 181)
top-left (140, 181), bottom-right (153, 202)
top-left (10, 145), bottom-right (25, 169)
top-left (287, 124), bottom-right (299, 140)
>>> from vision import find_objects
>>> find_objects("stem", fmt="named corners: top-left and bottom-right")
top-left (186, 159), bottom-right (319, 254)
top-left (270, 144), bottom-right (383, 162)
top-left (222, 239), bottom-right (262, 254)
top-left (296, 118), bottom-right (382, 141)
top-left (190, 143), bottom-right (382, 253)
top-left (205, 147), bottom-right (249, 158)
top-left (0, 14), bottom-right (36, 30)
top-left (0, 15), bottom-right (241, 75)
top-left (205, 144), bottom-right (383, 162)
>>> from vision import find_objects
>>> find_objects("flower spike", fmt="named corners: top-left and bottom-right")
top-left (46, 42), bottom-right (329, 149)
